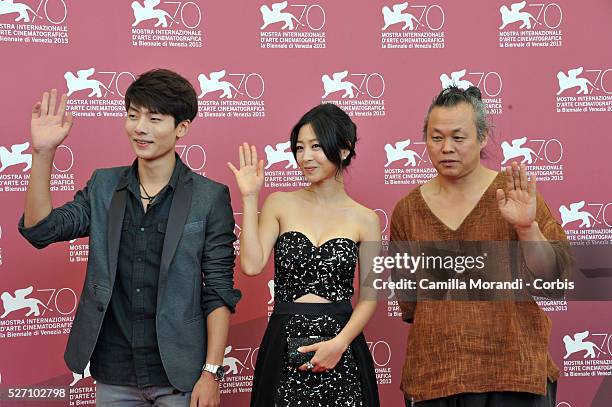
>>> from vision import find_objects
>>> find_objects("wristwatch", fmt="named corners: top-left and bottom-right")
top-left (202, 363), bottom-right (225, 381)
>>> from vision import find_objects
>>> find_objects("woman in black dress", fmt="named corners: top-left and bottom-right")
top-left (228, 104), bottom-right (381, 406)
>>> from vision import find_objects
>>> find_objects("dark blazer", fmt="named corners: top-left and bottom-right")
top-left (19, 160), bottom-right (241, 391)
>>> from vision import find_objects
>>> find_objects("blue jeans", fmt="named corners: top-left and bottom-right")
top-left (95, 382), bottom-right (191, 406)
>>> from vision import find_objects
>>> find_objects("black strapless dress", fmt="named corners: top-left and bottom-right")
top-left (250, 231), bottom-right (380, 407)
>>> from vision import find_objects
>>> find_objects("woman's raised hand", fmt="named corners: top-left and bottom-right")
top-left (227, 142), bottom-right (265, 197)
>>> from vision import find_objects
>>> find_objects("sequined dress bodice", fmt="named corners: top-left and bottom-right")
top-left (274, 231), bottom-right (358, 302)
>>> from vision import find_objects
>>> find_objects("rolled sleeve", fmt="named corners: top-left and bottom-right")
top-left (18, 171), bottom-right (96, 248)
top-left (201, 287), bottom-right (242, 316)
top-left (200, 185), bottom-right (242, 316)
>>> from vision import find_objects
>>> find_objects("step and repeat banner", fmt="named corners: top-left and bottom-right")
top-left (1, 0), bottom-right (611, 406)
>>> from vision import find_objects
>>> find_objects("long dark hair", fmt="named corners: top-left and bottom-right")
top-left (290, 103), bottom-right (357, 175)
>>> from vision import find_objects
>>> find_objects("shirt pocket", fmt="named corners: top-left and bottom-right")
top-left (121, 215), bottom-right (131, 231)
top-left (152, 220), bottom-right (168, 247)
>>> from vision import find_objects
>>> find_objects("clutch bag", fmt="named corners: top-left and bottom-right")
top-left (286, 336), bottom-right (332, 366)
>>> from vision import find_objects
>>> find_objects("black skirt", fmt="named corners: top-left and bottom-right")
top-left (250, 302), bottom-right (380, 407)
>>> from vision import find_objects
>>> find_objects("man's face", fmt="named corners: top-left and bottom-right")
top-left (425, 103), bottom-right (486, 179)
top-left (124, 105), bottom-right (188, 163)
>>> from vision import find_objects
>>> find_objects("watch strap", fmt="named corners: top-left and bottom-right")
top-left (202, 363), bottom-right (224, 380)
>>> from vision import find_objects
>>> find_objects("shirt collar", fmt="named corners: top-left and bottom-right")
top-left (120, 154), bottom-right (185, 196)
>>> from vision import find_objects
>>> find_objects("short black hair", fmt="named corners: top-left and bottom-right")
top-left (124, 69), bottom-right (197, 127)
top-left (290, 103), bottom-right (357, 174)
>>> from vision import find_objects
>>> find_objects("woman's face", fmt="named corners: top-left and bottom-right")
top-left (425, 103), bottom-right (486, 179)
top-left (295, 124), bottom-right (338, 183)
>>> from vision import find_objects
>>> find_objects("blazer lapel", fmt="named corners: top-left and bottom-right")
top-left (107, 172), bottom-right (129, 288)
top-left (157, 169), bottom-right (193, 306)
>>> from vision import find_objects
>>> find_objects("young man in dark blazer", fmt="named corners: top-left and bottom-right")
top-left (19, 69), bottom-right (240, 406)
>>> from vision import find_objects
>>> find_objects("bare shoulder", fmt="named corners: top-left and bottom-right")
top-left (262, 190), bottom-right (302, 214)
top-left (264, 190), bottom-right (295, 206)
top-left (346, 200), bottom-right (380, 235)
top-left (359, 205), bottom-right (380, 226)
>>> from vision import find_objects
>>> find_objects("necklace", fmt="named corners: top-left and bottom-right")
top-left (139, 182), bottom-right (159, 203)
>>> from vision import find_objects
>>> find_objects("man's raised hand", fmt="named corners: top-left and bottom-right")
top-left (31, 89), bottom-right (74, 154)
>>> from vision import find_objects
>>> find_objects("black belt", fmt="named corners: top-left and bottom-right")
top-left (272, 301), bottom-right (352, 315)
